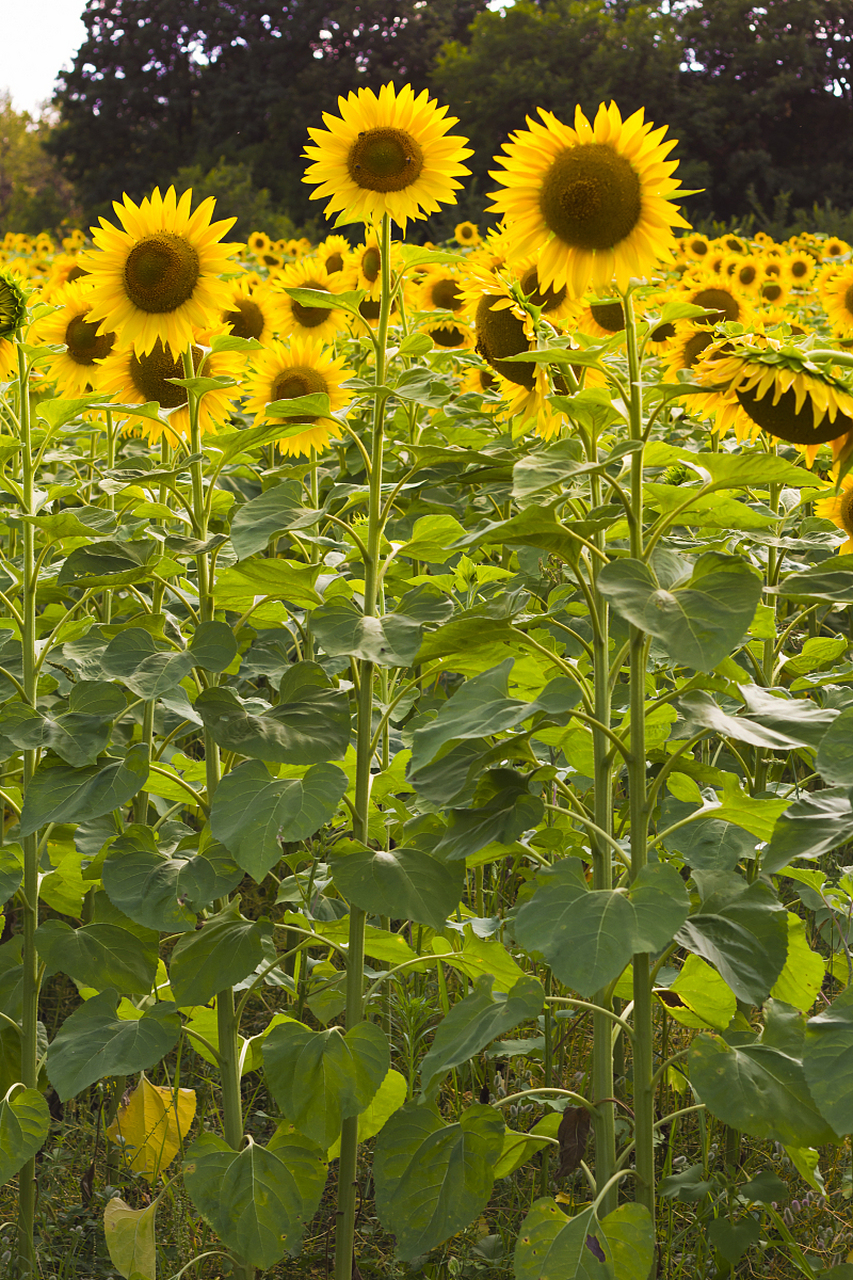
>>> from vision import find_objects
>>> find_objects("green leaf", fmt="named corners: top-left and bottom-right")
top-left (660, 955), bottom-right (736, 1031)
top-left (210, 760), bottom-right (347, 880)
top-left (311, 600), bottom-right (425, 666)
top-left (169, 899), bottom-right (270, 1008)
top-left (771, 555), bottom-right (853, 603)
top-left (34, 919), bottom-right (157, 995)
top-left (102, 826), bottom-right (216, 933)
top-left (0, 847), bottom-right (22, 905)
top-left (398, 514), bottom-right (468, 564)
top-left (707, 1216), bottom-right (761, 1266)
top-left (373, 1103), bottom-right (504, 1262)
top-left (419, 974), bottom-right (544, 1099)
top-left (214, 558), bottom-right (323, 609)
top-left (598, 552), bottom-right (762, 672)
top-left (57, 539), bottom-right (161, 588)
top-left (678, 687), bottom-right (837, 751)
top-left (329, 845), bottom-right (464, 931)
top-left (803, 985), bottom-right (853, 1136)
top-left (231, 481), bottom-right (323, 560)
top-left (597, 1204), bottom-right (656, 1280)
top-left (436, 769), bottom-right (545, 861)
top-left (689, 1002), bottom-right (838, 1147)
top-left (103, 1196), bottom-right (157, 1280)
top-left (411, 660), bottom-right (544, 770)
top-left (195, 667), bottom-right (350, 765)
top-left (0, 1085), bottom-right (49, 1188)
top-left (512, 860), bottom-right (690, 997)
top-left (262, 1021), bottom-right (389, 1149)
top-left (512, 1200), bottom-right (656, 1280)
top-left (816, 706), bottom-right (853, 785)
top-left (326, 1068), bottom-right (408, 1159)
top-left (46, 990), bottom-right (180, 1101)
top-left (182, 1126), bottom-right (328, 1268)
top-left (763, 787), bottom-right (853, 874)
top-left (771, 914), bottom-right (825, 1012)
top-left (676, 873), bottom-right (788, 1004)
top-left (19, 744), bottom-right (149, 837)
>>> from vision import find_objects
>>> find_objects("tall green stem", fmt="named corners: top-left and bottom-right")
top-left (623, 292), bottom-right (655, 1242)
top-left (335, 213), bottom-right (393, 1280)
top-left (16, 342), bottom-right (38, 1277)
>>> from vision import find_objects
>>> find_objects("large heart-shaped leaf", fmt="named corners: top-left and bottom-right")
top-left (19, 744), bottom-right (149, 836)
top-left (803, 985), bottom-right (853, 1136)
top-left (46, 991), bottom-right (180, 1100)
top-left (329, 845), bottom-right (464, 930)
top-left (169, 899), bottom-right (270, 1008)
top-left (677, 873), bottom-right (792, 1003)
top-left (102, 826), bottom-right (216, 933)
top-left (0, 1086), bottom-right (49, 1188)
top-left (34, 919), bottom-right (158, 995)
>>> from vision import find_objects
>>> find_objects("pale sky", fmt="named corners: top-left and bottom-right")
top-left (1, 0), bottom-right (87, 117)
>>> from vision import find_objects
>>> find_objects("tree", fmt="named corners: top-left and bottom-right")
top-left (49, 0), bottom-right (488, 229)
top-left (0, 95), bottom-right (80, 236)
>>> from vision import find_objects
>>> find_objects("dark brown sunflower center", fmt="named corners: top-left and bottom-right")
top-left (429, 324), bottom-right (466, 347)
top-left (124, 233), bottom-right (200, 314)
top-left (475, 295), bottom-right (534, 389)
top-left (271, 364), bottom-right (328, 423)
top-left (292, 280), bottom-right (332, 328)
top-left (459, 224), bottom-right (474, 240)
top-left (791, 260), bottom-right (808, 278)
top-left (66, 264), bottom-right (88, 284)
top-left (590, 300), bottom-right (625, 332)
top-left (844, 285), bottom-right (853, 318)
top-left (361, 247), bottom-right (381, 283)
top-left (325, 252), bottom-right (344, 274)
top-left (520, 267), bottom-right (567, 313)
top-left (691, 287), bottom-right (741, 326)
top-left (65, 312), bottom-right (115, 365)
top-left (431, 278), bottom-right (463, 311)
top-left (129, 341), bottom-right (200, 409)
top-left (348, 127), bottom-right (425, 193)
top-left (683, 331), bottom-right (714, 368)
top-left (736, 382), bottom-right (853, 445)
top-left (223, 298), bottom-right (265, 341)
top-left (829, 242), bottom-right (843, 255)
top-left (689, 238), bottom-right (709, 256)
top-left (761, 282), bottom-right (783, 302)
top-left (764, 261), bottom-right (782, 278)
top-left (650, 321), bottom-right (676, 343)
top-left (839, 487), bottom-right (853, 538)
top-left (539, 143), bottom-right (642, 252)
top-left (737, 264), bottom-right (757, 286)
top-left (724, 237), bottom-right (743, 253)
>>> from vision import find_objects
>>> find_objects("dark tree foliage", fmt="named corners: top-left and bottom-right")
top-left (48, 0), bottom-right (487, 227)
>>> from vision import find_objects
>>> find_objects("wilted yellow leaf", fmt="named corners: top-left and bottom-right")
top-left (106, 1077), bottom-right (196, 1178)
top-left (104, 1195), bottom-right (157, 1280)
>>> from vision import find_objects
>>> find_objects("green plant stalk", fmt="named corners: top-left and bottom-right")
top-left (16, 340), bottom-right (38, 1277)
top-left (623, 290), bottom-right (656, 1237)
top-left (182, 355), bottom-right (249, 1280)
top-left (334, 213), bottom-right (393, 1280)
top-left (587, 420), bottom-right (617, 1214)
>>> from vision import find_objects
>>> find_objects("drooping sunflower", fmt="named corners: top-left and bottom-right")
top-left (692, 334), bottom-right (853, 464)
top-left (488, 101), bottom-right (689, 297)
top-left (815, 469), bottom-right (853, 554)
top-left (275, 259), bottom-right (348, 343)
top-left (79, 186), bottom-right (240, 357)
top-left (98, 338), bottom-right (242, 444)
top-left (30, 281), bottom-right (117, 395)
top-left (303, 82), bottom-right (472, 230)
top-left (0, 339), bottom-right (16, 381)
top-left (244, 335), bottom-right (352, 456)
top-left (0, 267), bottom-right (29, 339)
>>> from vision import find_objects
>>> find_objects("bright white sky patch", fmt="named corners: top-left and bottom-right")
top-left (0, 0), bottom-right (87, 116)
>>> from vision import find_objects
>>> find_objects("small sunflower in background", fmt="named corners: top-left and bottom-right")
top-left (30, 281), bottom-right (116, 395)
top-left (576, 293), bottom-right (630, 338)
top-left (679, 278), bottom-right (756, 329)
top-left (210, 277), bottom-right (284, 344)
top-left (692, 334), bottom-right (853, 464)
top-left (244, 335), bottom-right (352, 456)
top-left (455, 221), bottom-right (480, 247)
top-left (275, 259), bottom-right (348, 343)
top-left (682, 232), bottom-right (711, 263)
top-left (303, 82), bottom-right (472, 230)
top-left (420, 319), bottom-right (475, 350)
top-left (80, 186), bottom-right (240, 357)
top-left (342, 236), bottom-right (385, 297)
top-left (42, 254), bottom-right (89, 299)
top-left (488, 101), bottom-right (688, 297)
top-left (663, 322), bottom-right (717, 379)
top-left (821, 264), bottom-right (853, 339)
top-left (724, 255), bottom-right (762, 296)
top-left (316, 234), bottom-right (351, 277)
top-left (815, 469), bottom-right (853, 554)
top-left (784, 249), bottom-right (816, 289)
top-left (98, 338), bottom-right (242, 444)
top-left (823, 237), bottom-right (851, 259)
top-left (416, 265), bottom-right (466, 316)
top-left (247, 231), bottom-right (271, 258)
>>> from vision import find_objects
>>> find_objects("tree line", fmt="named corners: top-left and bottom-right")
top-left (7, 0), bottom-right (853, 237)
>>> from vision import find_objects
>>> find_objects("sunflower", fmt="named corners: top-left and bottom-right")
top-left (489, 101), bottom-right (688, 297)
top-left (784, 250), bottom-right (816, 288)
top-left (577, 294), bottom-right (629, 338)
top-left (420, 320), bottom-right (474, 350)
top-left (663, 323), bottom-right (718, 379)
top-left (511, 258), bottom-right (577, 323)
top-left (470, 282), bottom-right (561, 436)
top-left (679, 278), bottom-right (755, 329)
top-left (244, 335), bottom-right (352, 456)
top-left (416, 265), bottom-right (466, 315)
top-left (455, 221), bottom-right (480, 247)
top-left (30, 281), bottom-right (116, 395)
top-left (823, 237), bottom-right (851, 259)
top-left (0, 267), bottom-right (29, 339)
top-left (316, 234), bottom-right (351, 277)
top-left (724, 255), bottom-right (762, 296)
top-left (303, 82), bottom-right (472, 230)
top-left (683, 233), bottom-right (711, 263)
top-left (79, 186), bottom-right (240, 357)
top-left (719, 234), bottom-right (747, 255)
top-left (692, 335), bottom-right (853, 463)
top-left (0, 339), bottom-right (16, 381)
top-left (98, 338), bottom-right (242, 444)
top-left (275, 258), bottom-right (348, 343)
top-left (247, 231), bottom-right (271, 257)
top-left (815, 469), bottom-right (853, 553)
top-left (342, 236), bottom-right (385, 297)
top-left (42, 254), bottom-right (89, 299)
top-left (210, 277), bottom-right (284, 344)
top-left (821, 264), bottom-right (853, 339)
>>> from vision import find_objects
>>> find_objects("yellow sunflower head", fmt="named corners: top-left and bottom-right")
top-left (576, 293), bottom-right (629, 338)
top-left (822, 264), bottom-right (853, 340)
top-left (275, 258), bottom-right (348, 342)
top-left (683, 233), bottom-right (711, 262)
top-left (244, 335), bottom-right (352, 456)
top-left (815, 469), bottom-right (853, 554)
top-left (488, 101), bottom-right (689, 296)
top-left (316, 234), bottom-right (351, 277)
top-left (79, 186), bottom-right (240, 357)
top-left (303, 82), bottom-right (472, 230)
top-left (823, 237), bottom-right (851, 259)
top-left (210, 277), bottom-right (283, 344)
top-left (98, 338), bottom-right (241, 444)
top-left (416, 265), bottom-right (466, 315)
top-left (30, 281), bottom-right (117, 395)
top-left (455, 221), bottom-right (480, 246)
top-left (341, 236), bottom-right (391, 298)
top-left (420, 319), bottom-right (474, 350)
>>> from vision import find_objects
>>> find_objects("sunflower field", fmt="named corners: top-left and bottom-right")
top-left (4, 83), bottom-right (853, 1280)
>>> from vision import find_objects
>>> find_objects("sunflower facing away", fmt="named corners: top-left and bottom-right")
top-left (303, 82), bottom-right (472, 230)
top-left (80, 186), bottom-right (240, 357)
top-left (31, 281), bottom-right (116, 395)
top-left (488, 102), bottom-right (689, 297)
top-left (244, 336), bottom-right (353, 457)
